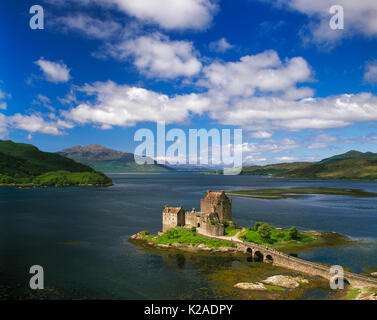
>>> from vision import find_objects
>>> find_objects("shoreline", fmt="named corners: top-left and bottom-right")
top-left (129, 231), bottom-right (377, 299)
top-left (129, 229), bottom-right (354, 256)
top-left (204, 171), bottom-right (377, 182)
top-left (0, 183), bottom-right (113, 188)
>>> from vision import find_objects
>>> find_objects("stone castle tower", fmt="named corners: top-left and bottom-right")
top-left (200, 190), bottom-right (232, 221)
top-left (162, 191), bottom-right (232, 236)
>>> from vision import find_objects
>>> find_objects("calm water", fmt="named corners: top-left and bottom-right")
top-left (0, 173), bottom-right (376, 299)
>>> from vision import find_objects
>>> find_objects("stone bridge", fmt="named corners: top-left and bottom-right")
top-left (200, 232), bottom-right (377, 289)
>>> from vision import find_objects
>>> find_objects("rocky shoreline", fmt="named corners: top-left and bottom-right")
top-left (129, 232), bottom-right (241, 254)
top-left (130, 231), bottom-right (377, 300)
top-left (234, 275), bottom-right (309, 291)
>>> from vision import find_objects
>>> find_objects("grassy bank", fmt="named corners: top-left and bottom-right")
top-left (0, 170), bottom-right (112, 187)
top-left (226, 187), bottom-right (377, 200)
top-left (238, 222), bottom-right (324, 248)
top-left (139, 229), bottom-right (235, 248)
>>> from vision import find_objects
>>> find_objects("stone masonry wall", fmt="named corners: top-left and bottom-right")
top-left (163, 209), bottom-right (185, 232)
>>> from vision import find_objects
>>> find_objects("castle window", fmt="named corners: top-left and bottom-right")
top-left (197, 223), bottom-right (200, 228)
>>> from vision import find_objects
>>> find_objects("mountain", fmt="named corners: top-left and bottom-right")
top-left (0, 140), bottom-right (112, 186)
top-left (239, 151), bottom-right (377, 181)
top-left (57, 144), bottom-right (171, 172)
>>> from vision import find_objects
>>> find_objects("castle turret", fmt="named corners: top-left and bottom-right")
top-left (200, 190), bottom-right (232, 221)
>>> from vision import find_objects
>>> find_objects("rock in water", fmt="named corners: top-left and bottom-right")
top-left (262, 275), bottom-right (308, 289)
top-left (356, 292), bottom-right (377, 300)
top-left (233, 282), bottom-right (267, 291)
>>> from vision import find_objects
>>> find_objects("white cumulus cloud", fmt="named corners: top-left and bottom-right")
top-left (209, 38), bottom-right (234, 53)
top-left (63, 81), bottom-right (211, 128)
top-left (0, 88), bottom-right (10, 110)
top-left (53, 14), bottom-right (123, 40)
top-left (34, 58), bottom-right (71, 83)
top-left (0, 113), bottom-right (7, 138)
top-left (364, 61), bottom-right (377, 84)
top-left (200, 50), bottom-right (313, 99)
top-left (8, 114), bottom-right (73, 136)
top-left (264, 0), bottom-right (377, 46)
top-left (60, 50), bottom-right (377, 134)
top-left (107, 33), bottom-right (202, 79)
top-left (43, 0), bottom-right (217, 30)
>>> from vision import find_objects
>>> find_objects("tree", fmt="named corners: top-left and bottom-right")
top-left (254, 222), bottom-right (263, 231)
top-left (221, 220), bottom-right (230, 228)
top-left (258, 224), bottom-right (271, 240)
top-left (289, 227), bottom-right (299, 240)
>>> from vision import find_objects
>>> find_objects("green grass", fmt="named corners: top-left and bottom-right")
top-left (226, 187), bottom-right (377, 200)
top-left (264, 285), bottom-right (285, 292)
top-left (343, 288), bottom-right (362, 300)
top-left (224, 226), bottom-right (240, 237)
top-left (239, 223), bottom-right (322, 248)
top-left (143, 229), bottom-right (235, 249)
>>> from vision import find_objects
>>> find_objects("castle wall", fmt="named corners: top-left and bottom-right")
top-left (196, 212), bottom-right (224, 237)
top-left (198, 222), bottom-right (224, 237)
top-left (219, 200), bottom-right (232, 221)
top-left (177, 210), bottom-right (185, 226)
top-left (162, 209), bottom-right (185, 232)
top-left (185, 210), bottom-right (197, 228)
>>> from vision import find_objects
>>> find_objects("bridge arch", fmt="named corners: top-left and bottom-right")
top-left (253, 251), bottom-right (264, 262)
top-left (333, 277), bottom-right (351, 287)
top-left (265, 254), bottom-right (274, 264)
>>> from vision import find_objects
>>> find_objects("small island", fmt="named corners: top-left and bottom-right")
top-left (130, 190), bottom-right (377, 299)
top-left (225, 187), bottom-right (377, 200)
top-left (131, 190), bottom-right (351, 252)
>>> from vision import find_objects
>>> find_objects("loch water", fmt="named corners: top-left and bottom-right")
top-left (0, 173), bottom-right (376, 299)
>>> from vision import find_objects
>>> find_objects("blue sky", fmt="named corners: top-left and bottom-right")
top-left (1, 0), bottom-right (377, 165)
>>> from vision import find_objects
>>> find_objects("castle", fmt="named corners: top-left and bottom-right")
top-left (162, 190), bottom-right (232, 237)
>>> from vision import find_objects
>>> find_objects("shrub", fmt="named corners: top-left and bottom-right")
top-left (258, 224), bottom-right (272, 240)
top-left (140, 230), bottom-right (150, 236)
top-left (254, 222), bottom-right (263, 231)
top-left (289, 227), bottom-right (299, 240)
top-left (276, 231), bottom-right (285, 238)
top-left (221, 220), bottom-right (230, 228)
top-left (210, 220), bottom-right (217, 226)
top-left (191, 227), bottom-right (197, 233)
top-left (166, 229), bottom-right (180, 239)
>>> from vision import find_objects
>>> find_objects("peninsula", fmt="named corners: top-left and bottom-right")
top-left (225, 187), bottom-right (377, 200)
top-left (0, 140), bottom-right (112, 187)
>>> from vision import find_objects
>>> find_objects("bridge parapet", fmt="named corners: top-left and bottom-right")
top-left (211, 235), bottom-right (377, 288)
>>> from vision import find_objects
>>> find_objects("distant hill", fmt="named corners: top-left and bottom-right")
top-left (239, 151), bottom-right (377, 181)
top-left (240, 162), bottom-right (312, 176)
top-left (57, 144), bottom-right (172, 172)
top-left (318, 150), bottom-right (377, 165)
top-left (0, 140), bottom-right (112, 186)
